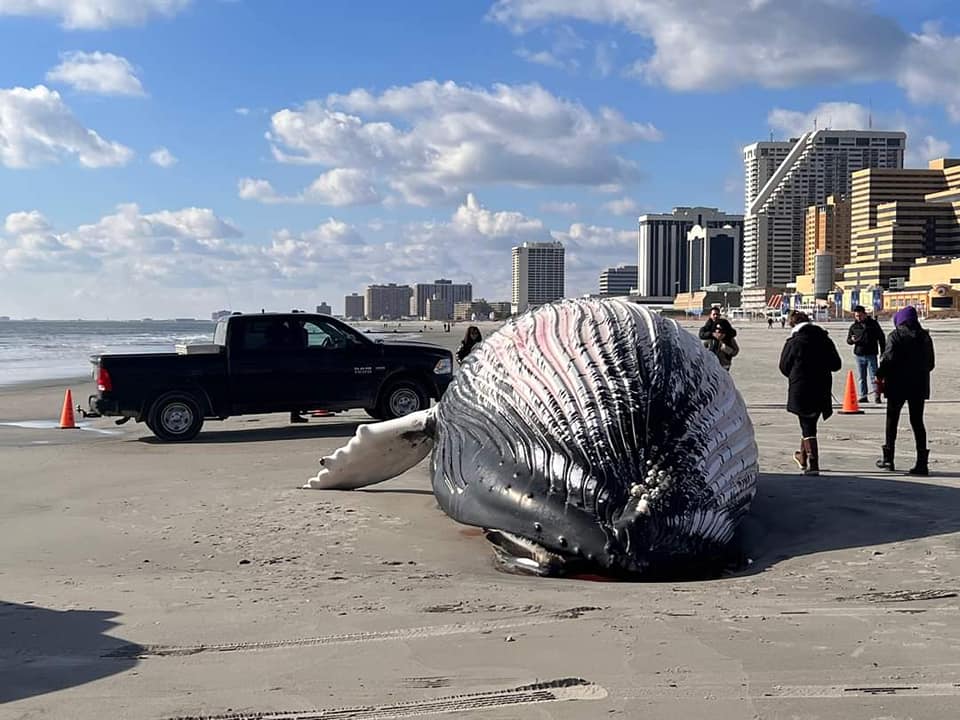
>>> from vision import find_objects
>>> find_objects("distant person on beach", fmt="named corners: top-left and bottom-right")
top-left (780, 316), bottom-right (786, 329)
top-left (846, 304), bottom-right (886, 404)
top-left (698, 306), bottom-right (736, 347)
top-left (456, 325), bottom-right (482, 364)
top-left (778, 310), bottom-right (842, 476)
top-left (875, 305), bottom-right (935, 475)
top-left (706, 318), bottom-right (739, 372)
top-left (767, 317), bottom-right (774, 329)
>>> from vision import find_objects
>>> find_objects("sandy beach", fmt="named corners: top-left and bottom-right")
top-left (2, 318), bottom-right (960, 719)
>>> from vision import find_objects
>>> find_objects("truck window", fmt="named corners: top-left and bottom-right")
top-left (304, 320), bottom-right (353, 350)
top-left (237, 318), bottom-right (304, 351)
top-left (214, 321), bottom-right (228, 346)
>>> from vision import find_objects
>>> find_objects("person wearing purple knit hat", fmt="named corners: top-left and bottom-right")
top-left (875, 305), bottom-right (936, 475)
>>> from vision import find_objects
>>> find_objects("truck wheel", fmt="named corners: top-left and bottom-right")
top-left (148, 392), bottom-right (204, 441)
top-left (378, 380), bottom-right (428, 420)
top-left (365, 407), bottom-right (384, 420)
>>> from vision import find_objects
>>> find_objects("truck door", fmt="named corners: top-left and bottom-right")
top-left (295, 319), bottom-right (381, 408)
top-left (228, 316), bottom-right (304, 413)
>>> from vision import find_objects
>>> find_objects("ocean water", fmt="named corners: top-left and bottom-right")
top-left (0, 320), bottom-right (215, 387)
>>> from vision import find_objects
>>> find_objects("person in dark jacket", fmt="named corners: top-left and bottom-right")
top-left (706, 318), bottom-right (740, 371)
top-left (456, 325), bottom-right (482, 364)
top-left (875, 305), bottom-right (935, 475)
top-left (698, 306), bottom-right (737, 346)
top-left (778, 310), bottom-right (842, 476)
top-left (846, 304), bottom-right (886, 404)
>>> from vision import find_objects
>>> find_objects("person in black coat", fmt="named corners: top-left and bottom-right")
top-left (875, 305), bottom-right (936, 475)
top-left (846, 304), bottom-right (886, 403)
top-left (455, 325), bottom-right (482, 364)
top-left (698, 306), bottom-right (737, 346)
top-left (778, 310), bottom-right (842, 476)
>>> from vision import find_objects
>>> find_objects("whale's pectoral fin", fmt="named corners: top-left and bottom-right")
top-left (303, 408), bottom-right (436, 490)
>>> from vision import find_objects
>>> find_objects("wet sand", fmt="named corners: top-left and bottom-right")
top-left (2, 318), bottom-right (960, 719)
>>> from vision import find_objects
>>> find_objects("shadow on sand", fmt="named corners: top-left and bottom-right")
top-left (732, 472), bottom-right (960, 574)
top-left (136, 420), bottom-right (364, 444)
top-left (0, 601), bottom-right (139, 703)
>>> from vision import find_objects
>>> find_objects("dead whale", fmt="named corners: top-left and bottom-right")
top-left (305, 298), bottom-right (758, 577)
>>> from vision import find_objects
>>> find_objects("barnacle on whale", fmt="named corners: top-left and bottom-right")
top-left (305, 298), bottom-right (758, 577)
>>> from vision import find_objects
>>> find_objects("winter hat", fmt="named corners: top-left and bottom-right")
top-left (893, 305), bottom-right (918, 327)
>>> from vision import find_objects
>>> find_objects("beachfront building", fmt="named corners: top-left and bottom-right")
top-left (512, 241), bottom-right (565, 315)
top-left (637, 207), bottom-right (743, 302)
top-left (743, 130), bottom-right (905, 290)
top-left (412, 279), bottom-right (472, 320)
top-left (841, 158), bottom-right (960, 290)
top-left (454, 299), bottom-right (512, 322)
top-left (673, 283), bottom-right (742, 315)
top-left (687, 223), bottom-right (743, 292)
top-left (599, 264), bottom-right (638, 296)
top-left (315, 302), bottom-right (332, 315)
top-left (365, 284), bottom-right (413, 320)
top-left (344, 293), bottom-right (364, 320)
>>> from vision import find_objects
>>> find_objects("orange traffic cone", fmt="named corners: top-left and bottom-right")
top-left (59, 388), bottom-right (78, 429)
top-left (838, 370), bottom-right (864, 415)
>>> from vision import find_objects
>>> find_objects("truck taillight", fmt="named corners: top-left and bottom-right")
top-left (97, 366), bottom-right (112, 392)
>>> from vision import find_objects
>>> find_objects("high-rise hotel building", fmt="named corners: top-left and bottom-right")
top-left (842, 158), bottom-right (960, 289)
top-left (512, 241), bottom-right (565, 314)
top-left (743, 130), bottom-right (905, 288)
top-left (636, 207), bottom-right (743, 301)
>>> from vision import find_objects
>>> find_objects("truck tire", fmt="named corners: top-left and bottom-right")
top-left (148, 392), bottom-right (204, 442)
top-left (377, 380), bottom-right (429, 420)
top-left (365, 407), bottom-right (384, 421)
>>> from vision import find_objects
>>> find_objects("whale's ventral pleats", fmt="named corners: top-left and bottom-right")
top-left (431, 298), bottom-right (758, 577)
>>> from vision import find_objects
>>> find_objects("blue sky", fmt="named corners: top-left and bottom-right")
top-left (0, 0), bottom-right (958, 318)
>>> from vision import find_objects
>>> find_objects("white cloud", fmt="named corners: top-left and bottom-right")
top-left (603, 196), bottom-right (640, 216)
top-left (906, 135), bottom-right (952, 169)
top-left (767, 101), bottom-right (873, 137)
top-left (515, 48), bottom-right (566, 68)
top-left (239, 169), bottom-right (380, 206)
top-left (900, 24), bottom-right (960, 122)
top-left (261, 80), bottom-right (661, 206)
top-left (238, 177), bottom-right (280, 203)
top-left (1, 204), bottom-right (243, 276)
top-left (46, 51), bottom-right (144, 96)
top-left (540, 200), bottom-right (579, 215)
top-left (4, 210), bottom-right (51, 235)
top-left (1, 195), bottom-right (638, 315)
top-left (490, 0), bottom-right (905, 91)
top-left (234, 107), bottom-right (250, 116)
top-left (489, 0), bottom-right (960, 124)
top-left (0, 85), bottom-right (133, 168)
top-left (149, 147), bottom-right (177, 168)
top-left (0, 0), bottom-right (191, 29)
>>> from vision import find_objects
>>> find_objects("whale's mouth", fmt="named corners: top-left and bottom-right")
top-left (483, 529), bottom-right (573, 577)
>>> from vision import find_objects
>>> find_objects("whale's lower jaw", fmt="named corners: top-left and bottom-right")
top-left (480, 527), bottom-right (739, 580)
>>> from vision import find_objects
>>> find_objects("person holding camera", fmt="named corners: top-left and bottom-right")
top-left (706, 318), bottom-right (739, 371)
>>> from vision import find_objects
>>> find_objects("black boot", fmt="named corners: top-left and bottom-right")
top-left (908, 449), bottom-right (929, 476)
top-left (802, 437), bottom-right (819, 476)
top-left (876, 445), bottom-right (895, 471)
top-left (793, 438), bottom-right (807, 471)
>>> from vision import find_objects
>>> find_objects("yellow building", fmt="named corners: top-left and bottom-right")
top-left (804, 195), bottom-right (851, 274)
top-left (881, 256), bottom-right (960, 313)
top-left (841, 159), bottom-right (960, 289)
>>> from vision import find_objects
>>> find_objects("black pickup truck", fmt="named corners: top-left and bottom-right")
top-left (88, 312), bottom-right (454, 441)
